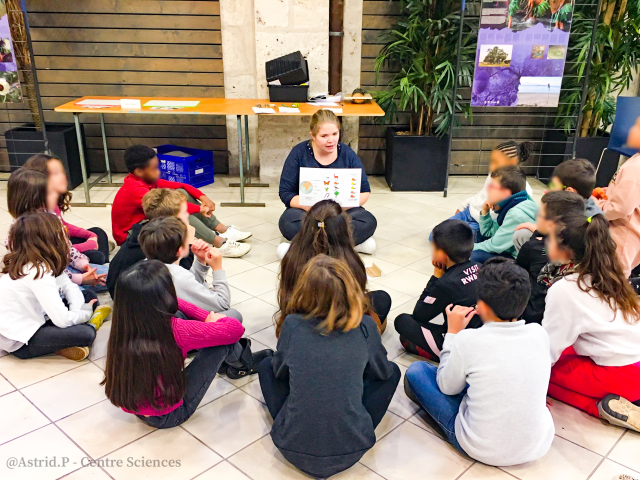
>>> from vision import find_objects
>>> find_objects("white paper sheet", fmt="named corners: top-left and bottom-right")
top-left (298, 167), bottom-right (361, 208)
top-left (144, 100), bottom-right (200, 107)
top-left (252, 107), bottom-right (276, 114)
top-left (278, 106), bottom-right (301, 113)
top-left (323, 107), bottom-right (343, 114)
top-left (307, 101), bottom-right (339, 107)
top-left (76, 99), bottom-right (122, 106)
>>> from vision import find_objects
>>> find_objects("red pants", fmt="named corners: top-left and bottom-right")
top-left (548, 347), bottom-right (640, 417)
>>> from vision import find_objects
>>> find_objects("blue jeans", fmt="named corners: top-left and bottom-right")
top-left (405, 362), bottom-right (467, 454)
top-left (68, 264), bottom-right (109, 293)
top-left (430, 207), bottom-right (482, 242)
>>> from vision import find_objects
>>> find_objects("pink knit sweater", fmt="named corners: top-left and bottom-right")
top-left (123, 299), bottom-right (244, 416)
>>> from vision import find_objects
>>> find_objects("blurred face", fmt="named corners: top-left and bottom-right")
top-left (489, 150), bottom-right (517, 172)
top-left (536, 203), bottom-right (554, 235)
top-left (46, 179), bottom-right (59, 211)
top-left (547, 175), bottom-right (565, 192)
top-left (177, 235), bottom-right (190, 261)
top-left (627, 117), bottom-right (640, 149)
top-left (486, 177), bottom-right (512, 205)
top-left (430, 244), bottom-right (449, 266)
top-left (176, 200), bottom-right (189, 226)
top-left (47, 159), bottom-right (68, 194)
top-left (546, 227), bottom-right (572, 263)
top-left (134, 156), bottom-right (161, 184)
top-left (475, 300), bottom-right (493, 323)
top-left (311, 122), bottom-right (340, 155)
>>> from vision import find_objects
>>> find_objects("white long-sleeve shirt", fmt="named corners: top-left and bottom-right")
top-left (437, 321), bottom-right (554, 466)
top-left (460, 175), bottom-right (534, 222)
top-left (165, 260), bottom-right (231, 313)
top-left (542, 273), bottom-right (640, 366)
top-left (0, 265), bottom-right (93, 352)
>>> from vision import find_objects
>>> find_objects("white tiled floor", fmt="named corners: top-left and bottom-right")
top-left (0, 174), bottom-right (638, 480)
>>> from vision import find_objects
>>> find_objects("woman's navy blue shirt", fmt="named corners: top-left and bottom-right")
top-left (278, 141), bottom-right (371, 207)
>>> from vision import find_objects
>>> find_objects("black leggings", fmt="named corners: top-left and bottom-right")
top-left (394, 313), bottom-right (446, 361)
top-left (368, 290), bottom-right (392, 324)
top-left (137, 343), bottom-right (242, 429)
top-left (278, 207), bottom-right (377, 246)
top-left (70, 227), bottom-right (109, 265)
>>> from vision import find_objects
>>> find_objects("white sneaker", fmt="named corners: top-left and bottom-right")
top-left (276, 242), bottom-right (291, 260)
top-left (354, 237), bottom-right (376, 255)
top-left (219, 225), bottom-right (252, 242)
top-left (218, 240), bottom-right (251, 258)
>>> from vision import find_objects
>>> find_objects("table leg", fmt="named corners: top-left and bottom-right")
top-left (100, 113), bottom-right (112, 184)
top-left (222, 115), bottom-right (265, 207)
top-left (229, 115), bottom-right (269, 188)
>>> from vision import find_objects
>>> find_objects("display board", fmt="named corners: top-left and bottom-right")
top-left (0, 1), bottom-right (21, 103)
top-left (298, 167), bottom-right (362, 208)
top-left (471, 0), bottom-right (574, 107)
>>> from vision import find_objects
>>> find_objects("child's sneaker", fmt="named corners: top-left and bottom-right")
top-left (225, 338), bottom-right (274, 379)
top-left (598, 394), bottom-right (640, 432)
top-left (404, 374), bottom-right (421, 406)
top-left (108, 240), bottom-right (116, 253)
top-left (354, 237), bottom-right (376, 255)
top-left (219, 225), bottom-right (252, 242)
top-left (56, 346), bottom-right (90, 362)
top-left (276, 242), bottom-right (290, 260)
top-left (218, 240), bottom-right (251, 258)
top-left (88, 305), bottom-right (112, 331)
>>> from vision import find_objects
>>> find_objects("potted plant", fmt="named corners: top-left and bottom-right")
top-left (373, 0), bottom-right (473, 191)
top-left (540, 0), bottom-right (640, 185)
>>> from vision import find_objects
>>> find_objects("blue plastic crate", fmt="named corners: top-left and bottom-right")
top-left (156, 144), bottom-right (214, 188)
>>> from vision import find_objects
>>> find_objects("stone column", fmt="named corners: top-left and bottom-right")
top-left (341, 0), bottom-right (364, 150)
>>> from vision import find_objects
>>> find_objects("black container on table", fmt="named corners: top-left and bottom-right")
top-left (538, 130), bottom-right (619, 187)
top-left (385, 127), bottom-right (450, 191)
top-left (266, 52), bottom-right (309, 85)
top-left (5, 123), bottom-right (86, 190)
top-left (268, 84), bottom-right (309, 103)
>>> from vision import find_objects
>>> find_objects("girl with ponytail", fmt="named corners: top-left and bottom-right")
top-left (276, 199), bottom-right (391, 336)
top-left (542, 213), bottom-right (640, 431)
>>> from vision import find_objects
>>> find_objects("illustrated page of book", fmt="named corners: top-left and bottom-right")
top-left (298, 167), bottom-right (361, 208)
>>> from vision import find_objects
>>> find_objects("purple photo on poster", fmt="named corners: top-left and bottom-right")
top-left (471, 0), bottom-right (574, 107)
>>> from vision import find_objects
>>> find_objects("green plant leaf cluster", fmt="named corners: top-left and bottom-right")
top-left (373, 0), bottom-right (474, 136)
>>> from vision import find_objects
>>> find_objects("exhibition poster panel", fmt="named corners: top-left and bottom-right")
top-left (471, 0), bottom-right (574, 107)
top-left (0, 1), bottom-right (22, 103)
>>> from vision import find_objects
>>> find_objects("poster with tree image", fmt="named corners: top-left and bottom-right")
top-left (0, 0), bottom-right (21, 103)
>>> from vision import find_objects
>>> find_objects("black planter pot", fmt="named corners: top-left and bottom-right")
top-left (5, 123), bottom-right (86, 190)
top-left (385, 128), bottom-right (449, 191)
top-left (539, 130), bottom-right (619, 187)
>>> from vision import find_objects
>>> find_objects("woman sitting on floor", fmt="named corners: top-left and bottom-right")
top-left (277, 109), bottom-right (377, 256)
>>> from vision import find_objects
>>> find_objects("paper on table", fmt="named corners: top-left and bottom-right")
top-left (76, 99), bottom-right (122, 106)
top-left (278, 106), bottom-right (301, 113)
top-left (252, 107), bottom-right (276, 114)
top-left (144, 100), bottom-right (200, 107)
top-left (298, 167), bottom-right (361, 208)
top-left (307, 101), bottom-right (339, 107)
top-left (323, 107), bottom-right (343, 114)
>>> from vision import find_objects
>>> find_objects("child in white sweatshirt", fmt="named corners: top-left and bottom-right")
top-left (405, 257), bottom-right (554, 466)
top-left (0, 212), bottom-right (110, 361)
top-left (139, 217), bottom-right (242, 321)
top-left (543, 213), bottom-right (640, 431)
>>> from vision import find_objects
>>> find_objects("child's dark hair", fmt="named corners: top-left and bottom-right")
top-left (494, 141), bottom-right (533, 163)
top-left (124, 145), bottom-right (157, 173)
top-left (555, 214), bottom-right (640, 324)
top-left (490, 165), bottom-right (526, 194)
top-left (287, 255), bottom-right (365, 334)
top-left (139, 217), bottom-right (187, 264)
top-left (541, 190), bottom-right (585, 221)
top-left (7, 167), bottom-right (48, 218)
top-left (432, 219), bottom-right (474, 264)
top-left (2, 212), bottom-right (69, 280)
top-left (477, 257), bottom-right (531, 320)
top-left (276, 199), bottom-right (370, 336)
top-left (102, 260), bottom-right (185, 411)
top-left (552, 159), bottom-right (596, 199)
top-left (23, 153), bottom-right (72, 213)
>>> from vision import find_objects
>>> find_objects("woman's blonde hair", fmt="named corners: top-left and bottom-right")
top-left (310, 109), bottom-right (341, 136)
top-left (286, 254), bottom-right (364, 334)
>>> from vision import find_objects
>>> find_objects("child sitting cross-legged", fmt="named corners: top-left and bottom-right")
top-left (516, 190), bottom-right (586, 324)
top-left (405, 257), bottom-right (554, 466)
top-left (259, 255), bottom-right (400, 478)
top-left (395, 219), bottom-right (481, 360)
top-left (543, 213), bottom-right (640, 431)
top-left (102, 260), bottom-right (272, 428)
top-left (106, 188), bottom-right (194, 298)
top-left (471, 165), bottom-right (538, 264)
top-left (111, 144), bottom-right (251, 257)
top-left (0, 212), bottom-right (110, 361)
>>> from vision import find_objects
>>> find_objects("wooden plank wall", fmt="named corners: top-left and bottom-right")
top-left (0, 0), bottom-right (227, 173)
top-left (359, 0), bottom-right (546, 176)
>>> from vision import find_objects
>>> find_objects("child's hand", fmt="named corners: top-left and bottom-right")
top-left (445, 304), bottom-right (477, 334)
top-left (81, 265), bottom-right (107, 287)
top-left (191, 239), bottom-right (210, 263)
top-left (205, 312), bottom-right (226, 323)
top-left (432, 260), bottom-right (446, 278)
top-left (199, 195), bottom-right (216, 213)
top-left (205, 247), bottom-right (223, 270)
top-left (88, 299), bottom-right (97, 306)
top-left (515, 222), bottom-right (536, 232)
top-left (592, 187), bottom-right (608, 200)
top-left (199, 204), bottom-right (212, 218)
top-left (481, 201), bottom-right (492, 216)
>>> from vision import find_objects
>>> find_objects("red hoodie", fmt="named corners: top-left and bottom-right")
top-left (111, 173), bottom-right (203, 245)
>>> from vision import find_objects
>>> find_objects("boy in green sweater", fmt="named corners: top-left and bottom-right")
top-left (471, 166), bottom-right (537, 264)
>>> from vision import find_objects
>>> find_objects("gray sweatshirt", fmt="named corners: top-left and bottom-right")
top-left (437, 321), bottom-right (555, 466)
top-left (165, 260), bottom-right (231, 313)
